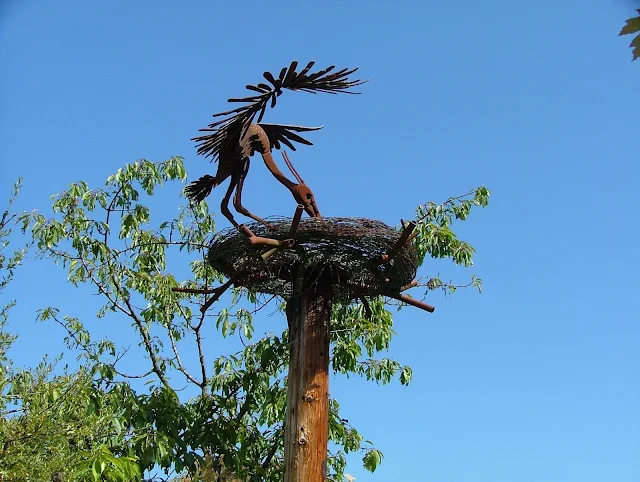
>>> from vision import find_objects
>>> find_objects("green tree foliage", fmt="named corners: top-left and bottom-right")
top-left (15, 158), bottom-right (488, 481)
top-left (0, 179), bottom-right (27, 352)
top-left (620, 9), bottom-right (640, 60)
top-left (1, 182), bottom-right (141, 482)
top-left (1, 361), bottom-right (141, 481)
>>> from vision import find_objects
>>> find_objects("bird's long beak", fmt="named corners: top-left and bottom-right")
top-left (304, 196), bottom-right (321, 219)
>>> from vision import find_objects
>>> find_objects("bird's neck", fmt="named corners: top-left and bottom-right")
top-left (261, 151), bottom-right (296, 190)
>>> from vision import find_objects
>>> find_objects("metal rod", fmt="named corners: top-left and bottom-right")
top-left (262, 247), bottom-right (279, 261)
top-left (388, 293), bottom-right (435, 313)
top-left (247, 235), bottom-right (294, 248)
top-left (199, 277), bottom-right (237, 314)
top-left (376, 220), bottom-right (417, 265)
top-left (400, 280), bottom-right (418, 292)
top-left (239, 224), bottom-right (256, 238)
top-left (240, 223), bottom-right (295, 248)
top-left (194, 270), bottom-right (254, 314)
top-left (289, 204), bottom-right (304, 238)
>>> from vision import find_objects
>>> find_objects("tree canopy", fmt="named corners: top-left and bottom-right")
top-left (2, 158), bottom-right (488, 481)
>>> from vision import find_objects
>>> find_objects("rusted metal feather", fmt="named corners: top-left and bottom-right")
top-left (192, 61), bottom-right (365, 163)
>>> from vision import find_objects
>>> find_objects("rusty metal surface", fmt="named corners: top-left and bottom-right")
top-left (180, 62), bottom-right (437, 313)
top-left (185, 127), bottom-right (320, 229)
top-left (193, 61), bottom-right (366, 155)
top-left (375, 220), bottom-right (417, 264)
top-left (207, 217), bottom-right (420, 302)
top-left (186, 61), bottom-right (364, 230)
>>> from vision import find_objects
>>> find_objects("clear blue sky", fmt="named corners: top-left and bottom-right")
top-left (2, 1), bottom-right (639, 481)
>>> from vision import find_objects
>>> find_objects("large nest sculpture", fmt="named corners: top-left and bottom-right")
top-left (208, 217), bottom-right (419, 301)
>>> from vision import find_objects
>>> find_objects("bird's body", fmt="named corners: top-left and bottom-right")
top-left (186, 122), bottom-right (320, 227)
top-left (187, 61), bottom-right (365, 229)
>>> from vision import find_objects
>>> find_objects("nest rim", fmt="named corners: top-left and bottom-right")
top-left (207, 216), bottom-right (419, 301)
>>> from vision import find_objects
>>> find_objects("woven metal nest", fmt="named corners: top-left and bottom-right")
top-left (207, 217), bottom-right (419, 301)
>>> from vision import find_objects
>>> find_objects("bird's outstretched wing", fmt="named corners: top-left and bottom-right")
top-left (259, 123), bottom-right (323, 151)
top-left (193, 61), bottom-right (366, 160)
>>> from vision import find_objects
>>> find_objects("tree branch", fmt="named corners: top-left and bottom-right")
top-left (100, 191), bottom-right (171, 389)
top-left (168, 328), bottom-right (203, 388)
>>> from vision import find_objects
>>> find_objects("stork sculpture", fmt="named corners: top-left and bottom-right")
top-left (187, 61), bottom-right (365, 234)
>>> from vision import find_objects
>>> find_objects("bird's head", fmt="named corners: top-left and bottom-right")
top-left (291, 184), bottom-right (321, 218)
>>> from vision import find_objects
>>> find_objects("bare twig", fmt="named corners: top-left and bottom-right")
top-left (168, 328), bottom-right (203, 388)
top-left (104, 184), bottom-right (125, 245)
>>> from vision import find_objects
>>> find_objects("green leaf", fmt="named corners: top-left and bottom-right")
top-left (362, 448), bottom-right (383, 472)
top-left (630, 35), bottom-right (640, 61)
top-left (619, 10), bottom-right (640, 60)
top-left (91, 458), bottom-right (102, 480)
top-left (399, 366), bottom-right (412, 386)
top-left (620, 10), bottom-right (640, 36)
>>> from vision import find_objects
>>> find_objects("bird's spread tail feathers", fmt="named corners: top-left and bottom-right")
top-left (185, 175), bottom-right (218, 203)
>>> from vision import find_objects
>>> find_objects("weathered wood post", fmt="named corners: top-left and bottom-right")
top-left (283, 267), bottom-right (332, 481)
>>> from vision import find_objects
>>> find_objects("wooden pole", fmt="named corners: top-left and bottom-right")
top-left (284, 266), bottom-right (332, 482)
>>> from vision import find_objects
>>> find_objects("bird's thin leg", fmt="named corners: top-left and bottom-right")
top-left (233, 159), bottom-right (274, 230)
top-left (220, 174), bottom-right (241, 230)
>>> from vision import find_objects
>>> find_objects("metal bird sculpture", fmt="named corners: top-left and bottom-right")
top-left (187, 60), bottom-right (365, 231)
